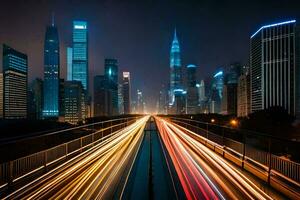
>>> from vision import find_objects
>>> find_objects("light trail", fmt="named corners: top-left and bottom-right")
top-left (155, 117), bottom-right (273, 200)
top-left (5, 116), bottom-right (150, 199)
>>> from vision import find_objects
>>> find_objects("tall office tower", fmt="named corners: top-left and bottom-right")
top-left (158, 84), bottom-right (168, 114)
top-left (72, 21), bottom-right (88, 92)
top-left (94, 75), bottom-right (111, 116)
top-left (222, 63), bottom-right (242, 115)
top-left (28, 78), bottom-right (43, 119)
top-left (169, 29), bottom-right (183, 106)
top-left (43, 20), bottom-right (60, 118)
top-left (250, 20), bottom-right (300, 117)
top-left (186, 64), bottom-right (199, 114)
top-left (122, 72), bottom-right (131, 114)
top-left (64, 81), bottom-right (84, 124)
top-left (59, 78), bottom-right (65, 117)
top-left (105, 58), bottom-right (118, 115)
top-left (198, 80), bottom-right (206, 102)
top-left (137, 90), bottom-right (144, 114)
top-left (0, 73), bottom-right (3, 118)
top-left (67, 47), bottom-right (73, 81)
top-left (238, 69), bottom-right (251, 117)
top-left (209, 70), bottom-right (224, 113)
top-left (3, 44), bottom-right (28, 119)
top-left (118, 84), bottom-right (124, 115)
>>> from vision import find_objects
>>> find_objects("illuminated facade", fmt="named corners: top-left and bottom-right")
top-left (28, 78), bottom-right (43, 119)
top-left (250, 20), bottom-right (300, 117)
top-left (186, 64), bottom-right (199, 114)
top-left (43, 22), bottom-right (60, 118)
top-left (0, 73), bottom-right (3, 118)
top-left (105, 58), bottom-right (118, 115)
top-left (209, 70), bottom-right (224, 113)
top-left (3, 44), bottom-right (28, 119)
top-left (67, 47), bottom-right (73, 81)
top-left (72, 21), bottom-right (88, 91)
top-left (122, 72), bottom-right (131, 114)
top-left (169, 29), bottom-right (183, 106)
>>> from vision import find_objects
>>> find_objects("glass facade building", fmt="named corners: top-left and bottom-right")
top-left (67, 47), bottom-right (73, 81)
top-left (3, 44), bottom-right (28, 119)
top-left (105, 58), bottom-right (118, 115)
top-left (72, 21), bottom-right (88, 92)
top-left (122, 72), bottom-right (131, 114)
top-left (43, 23), bottom-right (60, 118)
top-left (250, 20), bottom-right (300, 117)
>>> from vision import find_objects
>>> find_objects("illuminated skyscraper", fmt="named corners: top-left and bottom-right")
top-left (28, 78), bottom-right (43, 119)
top-left (186, 64), bottom-right (199, 114)
top-left (209, 70), bottom-right (224, 113)
top-left (3, 44), bottom-right (28, 119)
top-left (122, 72), bottom-right (131, 114)
top-left (67, 47), bottom-right (73, 81)
top-left (43, 19), bottom-right (60, 118)
top-left (72, 21), bottom-right (88, 91)
top-left (137, 89), bottom-right (144, 114)
top-left (105, 58), bottom-right (118, 115)
top-left (169, 29), bottom-right (183, 106)
top-left (250, 20), bottom-right (300, 117)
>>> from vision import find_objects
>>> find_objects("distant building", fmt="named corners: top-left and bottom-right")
top-left (72, 21), bottom-right (88, 91)
top-left (3, 44), bottom-right (28, 119)
top-left (94, 75), bottom-right (111, 116)
top-left (238, 70), bottom-right (250, 117)
top-left (59, 78), bottom-right (65, 118)
top-left (43, 21), bottom-right (60, 118)
top-left (209, 70), bottom-right (224, 113)
top-left (186, 64), bottom-right (199, 114)
top-left (250, 20), bottom-right (300, 117)
top-left (137, 89), bottom-right (144, 114)
top-left (64, 81), bottom-right (85, 124)
top-left (158, 84), bottom-right (168, 114)
top-left (118, 84), bottom-right (124, 115)
top-left (0, 73), bottom-right (3, 118)
top-left (28, 78), bottom-right (43, 120)
top-left (169, 29), bottom-right (184, 109)
top-left (221, 63), bottom-right (242, 115)
top-left (105, 58), bottom-right (118, 115)
top-left (67, 47), bottom-right (73, 81)
top-left (122, 72), bottom-right (131, 114)
top-left (198, 80), bottom-right (206, 102)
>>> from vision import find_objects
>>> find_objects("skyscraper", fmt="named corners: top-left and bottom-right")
top-left (122, 72), bottom-right (131, 114)
top-left (67, 47), bottom-right (73, 81)
top-left (198, 80), bottom-right (206, 102)
top-left (238, 69), bottom-right (251, 117)
top-left (72, 21), bottom-right (88, 92)
top-left (3, 44), bottom-right (28, 119)
top-left (43, 20), bottom-right (60, 118)
top-left (137, 89), bottom-right (144, 114)
top-left (28, 78), bottom-right (43, 120)
top-left (250, 20), bottom-right (300, 117)
top-left (94, 75), bottom-right (111, 116)
top-left (105, 58), bottom-right (118, 115)
top-left (169, 29), bottom-right (183, 106)
top-left (186, 64), bottom-right (199, 114)
top-left (118, 84), bottom-right (124, 115)
top-left (64, 81), bottom-right (85, 124)
top-left (209, 70), bottom-right (224, 113)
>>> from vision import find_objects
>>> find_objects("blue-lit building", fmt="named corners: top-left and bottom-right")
top-left (3, 44), bottom-right (28, 119)
top-left (209, 70), bottom-right (224, 113)
top-left (250, 20), bottom-right (300, 117)
top-left (105, 58), bottom-right (119, 115)
top-left (186, 64), bottom-right (199, 114)
top-left (67, 47), bottom-right (73, 81)
top-left (169, 29), bottom-right (183, 105)
top-left (72, 21), bottom-right (88, 92)
top-left (43, 21), bottom-right (60, 118)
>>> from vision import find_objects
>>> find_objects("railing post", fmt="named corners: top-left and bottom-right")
top-left (267, 138), bottom-right (272, 184)
top-left (80, 137), bottom-right (83, 152)
top-left (101, 122), bottom-right (104, 142)
top-left (8, 160), bottom-right (13, 189)
top-left (222, 127), bottom-right (225, 157)
top-left (44, 151), bottom-right (47, 171)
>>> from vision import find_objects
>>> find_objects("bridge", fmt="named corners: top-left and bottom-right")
top-left (0, 115), bottom-right (299, 199)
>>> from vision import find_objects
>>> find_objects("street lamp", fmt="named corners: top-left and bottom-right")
top-left (211, 118), bottom-right (215, 123)
top-left (230, 119), bottom-right (238, 127)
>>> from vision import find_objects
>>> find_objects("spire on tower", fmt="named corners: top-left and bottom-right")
top-left (51, 12), bottom-right (55, 27)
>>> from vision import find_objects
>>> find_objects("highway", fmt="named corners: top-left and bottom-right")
top-left (4, 116), bottom-right (149, 199)
top-left (155, 116), bottom-right (276, 200)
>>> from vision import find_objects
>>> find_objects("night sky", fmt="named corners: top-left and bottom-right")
top-left (1, 0), bottom-right (300, 112)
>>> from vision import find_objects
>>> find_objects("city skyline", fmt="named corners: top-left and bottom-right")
top-left (0, 0), bottom-right (300, 112)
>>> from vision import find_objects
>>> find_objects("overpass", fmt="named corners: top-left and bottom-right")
top-left (0, 115), bottom-right (299, 199)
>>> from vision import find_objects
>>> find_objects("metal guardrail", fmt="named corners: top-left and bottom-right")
top-left (167, 117), bottom-right (300, 185)
top-left (0, 117), bottom-right (139, 190)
